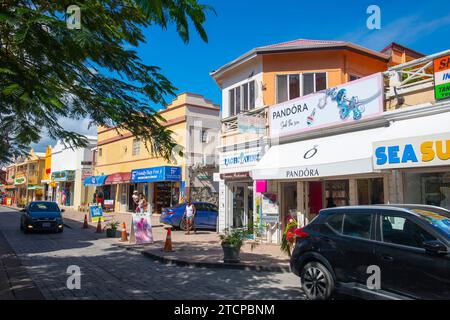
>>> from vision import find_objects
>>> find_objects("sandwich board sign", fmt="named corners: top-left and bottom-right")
top-left (434, 55), bottom-right (450, 101)
top-left (89, 204), bottom-right (104, 222)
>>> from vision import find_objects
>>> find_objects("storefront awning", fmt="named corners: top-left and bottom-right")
top-left (83, 175), bottom-right (108, 186)
top-left (105, 172), bottom-right (131, 185)
top-left (253, 127), bottom-right (387, 180)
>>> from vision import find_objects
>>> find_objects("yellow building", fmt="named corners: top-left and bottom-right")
top-left (90, 92), bottom-right (221, 213)
top-left (41, 145), bottom-right (52, 200)
top-left (14, 149), bottom-right (46, 206)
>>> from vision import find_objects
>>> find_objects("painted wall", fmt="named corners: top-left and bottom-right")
top-left (262, 50), bottom-right (387, 106)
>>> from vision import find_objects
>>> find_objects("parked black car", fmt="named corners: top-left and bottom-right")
top-left (290, 205), bottom-right (450, 300)
top-left (20, 201), bottom-right (65, 233)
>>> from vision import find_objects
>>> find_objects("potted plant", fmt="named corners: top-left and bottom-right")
top-left (281, 218), bottom-right (298, 257)
top-left (106, 220), bottom-right (119, 238)
top-left (220, 228), bottom-right (249, 263)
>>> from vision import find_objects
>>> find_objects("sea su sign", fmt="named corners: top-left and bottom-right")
top-left (373, 134), bottom-right (450, 170)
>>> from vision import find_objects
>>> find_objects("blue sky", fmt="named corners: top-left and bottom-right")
top-left (140, 0), bottom-right (450, 107)
top-left (32, 0), bottom-right (450, 152)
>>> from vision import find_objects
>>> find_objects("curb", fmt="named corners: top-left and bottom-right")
top-left (0, 205), bottom-right (20, 211)
top-left (115, 243), bottom-right (291, 273)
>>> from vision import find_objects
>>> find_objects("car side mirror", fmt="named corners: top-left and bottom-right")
top-left (60, 209), bottom-right (65, 213)
top-left (423, 240), bottom-right (447, 255)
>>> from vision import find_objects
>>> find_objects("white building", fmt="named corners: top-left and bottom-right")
top-left (49, 136), bottom-right (97, 209)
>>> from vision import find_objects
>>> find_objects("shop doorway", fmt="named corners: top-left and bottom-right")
top-left (231, 183), bottom-right (253, 231)
top-left (281, 182), bottom-right (297, 229)
top-left (357, 178), bottom-right (384, 205)
top-left (308, 181), bottom-right (323, 215)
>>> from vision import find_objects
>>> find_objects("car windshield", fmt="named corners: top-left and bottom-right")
top-left (412, 209), bottom-right (450, 238)
top-left (29, 202), bottom-right (60, 213)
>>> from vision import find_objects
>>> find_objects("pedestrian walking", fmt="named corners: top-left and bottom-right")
top-left (182, 200), bottom-right (196, 235)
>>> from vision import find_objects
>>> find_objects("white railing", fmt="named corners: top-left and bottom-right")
top-left (385, 49), bottom-right (450, 98)
top-left (221, 106), bottom-right (267, 135)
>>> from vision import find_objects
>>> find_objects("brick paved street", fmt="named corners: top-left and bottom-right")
top-left (0, 206), bottom-right (305, 300)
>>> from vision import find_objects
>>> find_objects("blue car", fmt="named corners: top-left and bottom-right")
top-left (20, 201), bottom-right (65, 233)
top-left (160, 202), bottom-right (218, 230)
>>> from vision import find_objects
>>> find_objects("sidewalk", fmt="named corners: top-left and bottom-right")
top-left (3, 205), bottom-right (291, 273)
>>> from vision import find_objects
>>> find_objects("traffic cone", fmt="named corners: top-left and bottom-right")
top-left (120, 222), bottom-right (128, 242)
top-left (163, 227), bottom-right (173, 252)
top-left (95, 218), bottom-right (102, 233)
top-left (83, 214), bottom-right (89, 229)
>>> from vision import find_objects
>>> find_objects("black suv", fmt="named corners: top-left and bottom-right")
top-left (290, 205), bottom-right (450, 300)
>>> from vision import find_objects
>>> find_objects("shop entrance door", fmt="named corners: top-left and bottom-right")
top-left (308, 181), bottom-right (323, 216)
top-left (231, 183), bottom-right (253, 231)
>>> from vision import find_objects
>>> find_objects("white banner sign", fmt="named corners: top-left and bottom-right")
top-left (269, 73), bottom-right (383, 139)
top-left (373, 132), bottom-right (450, 170)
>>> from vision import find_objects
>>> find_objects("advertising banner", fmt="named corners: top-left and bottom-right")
top-left (269, 73), bottom-right (383, 139)
top-left (434, 55), bottom-right (450, 101)
top-left (373, 132), bottom-right (450, 170)
top-left (130, 214), bottom-right (153, 245)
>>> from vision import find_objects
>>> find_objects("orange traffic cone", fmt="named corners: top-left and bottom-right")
top-left (120, 222), bottom-right (128, 242)
top-left (83, 214), bottom-right (89, 229)
top-left (163, 227), bottom-right (173, 252)
top-left (95, 218), bottom-right (102, 233)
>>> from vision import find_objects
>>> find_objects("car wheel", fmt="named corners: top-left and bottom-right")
top-left (300, 261), bottom-right (335, 300)
top-left (179, 218), bottom-right (187, 231)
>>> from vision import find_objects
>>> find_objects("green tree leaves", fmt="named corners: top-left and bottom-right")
top-left (0, 0), bottom-right (212, 163)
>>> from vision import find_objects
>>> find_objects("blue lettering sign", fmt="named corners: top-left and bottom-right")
top-left (388, 146), bottom-right (401, 164)
top-left (401, 144), bottom-right (418, 163)
top-left (375, 146), bottom-right (387, 165)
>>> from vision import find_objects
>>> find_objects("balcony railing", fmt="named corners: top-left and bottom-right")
top-left (221, 106), bottom-right (267, 135)
top-left (385, 49), bottom-right (450, 98)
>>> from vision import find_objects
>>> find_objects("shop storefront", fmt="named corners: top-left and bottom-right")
top-left (218, 145), bottom-right (266, 233)
top-left (104, 172), bottom-right (131, 212)
top-left (373, 111), bottom-right (450, 210)
top-left (51, 170), bottom-right (76, 206)
top-left (130, 166), bottom-right (182, 213)
top-left (252, 73), bottom-right (388, 243)
top-left (83, 174), bottom-right (108, 203)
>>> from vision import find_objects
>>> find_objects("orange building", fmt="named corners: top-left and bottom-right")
top-left (210, 38), bottom-right (422, 236)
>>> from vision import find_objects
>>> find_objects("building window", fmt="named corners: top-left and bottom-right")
top-left (200, 129), bottom-right (208, 143)
top-left (349, 75), bottom-right (361, 82)
top-left (404, 171), bottom-right (450, 210)
top-left (132, 139), bottom-right (140, 156)
top-left (357, 178), bottom-right (384, 205)
top-left (98, 148), bottom-right (102, 157)
top-left (228, 80), bottom-right (256, 116)
top-left (276, 72), bottom-right (327, 103)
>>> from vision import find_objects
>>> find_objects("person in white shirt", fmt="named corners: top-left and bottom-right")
top-left (183, 200), bottom-right (196, 235)
top-left (132, 190), bottom-right (139, 213)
